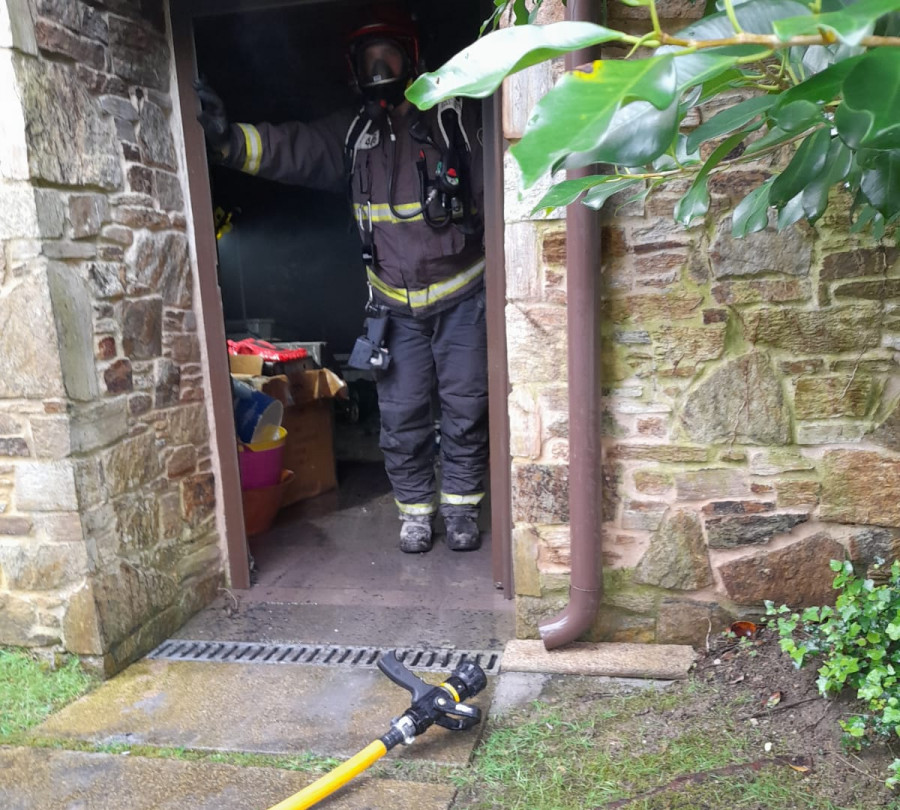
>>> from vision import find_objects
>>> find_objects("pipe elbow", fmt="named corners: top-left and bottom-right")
top-left (538, 585), bottom-right (602, 650)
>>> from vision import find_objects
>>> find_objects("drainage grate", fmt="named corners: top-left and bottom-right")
top-left (146, 640), bottom-right (502, 675)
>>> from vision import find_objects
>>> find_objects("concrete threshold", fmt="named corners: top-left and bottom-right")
top-left (501, 639), bottom-right (697, 680)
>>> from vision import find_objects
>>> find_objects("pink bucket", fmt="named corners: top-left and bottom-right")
top-left (238, 426), bottom-right (287, 489)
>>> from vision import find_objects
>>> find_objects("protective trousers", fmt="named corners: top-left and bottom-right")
top-left (377, 291), bottom-right (488, 515)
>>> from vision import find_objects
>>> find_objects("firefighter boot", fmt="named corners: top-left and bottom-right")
top-left (399, 514), bottom-right (434, 553)
top-left (442, 505), bottom-right (481, 551)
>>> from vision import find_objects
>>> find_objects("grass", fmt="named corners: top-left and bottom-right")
top-left (450, 683), bottom-right (890, 810)
top-left (0, 649), bottom-right (97, 740)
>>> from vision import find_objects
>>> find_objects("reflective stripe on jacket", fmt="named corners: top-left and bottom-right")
top-left (226, 103), bottom-right (484, 318)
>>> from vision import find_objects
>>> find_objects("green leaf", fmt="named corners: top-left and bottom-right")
top-left (583, 177), bottom-right (645, 209)
top-left (686, 94), bottom-right (775, 154)
top-left (406, 22), bottom-right (632, 109)
top-left (774, 53), bottom-right (864, 110)
top-left (561, 96), bottom-right (680, 171)
top-left (835, 48), bottom-right (900, 150)
top-left (773, 0), bottom-right (900, 45)
top-left (733, 178), bottom-right (774, 236)
top-left (801, 137), bottom-right (854, 221)
top-left (772, 99), bottom-right (826, 133)
top-left (859, 149), bottom-right (900, 218)
top-left (887, 621), bottom-right (900, 641)
top-left (777, 191), bottom-right (806, 230)
top-left (769, 127), bottom-right (832, 206)
top-left (675, 130), bottom-right (748, 225)
top-left (512, 57), bottom-right (678, 186)
top-left (531, 175), bottom-right (640, 213)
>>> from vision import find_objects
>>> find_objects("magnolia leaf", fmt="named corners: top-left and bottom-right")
top-left (777, 191), bottom-right (806, 230)
top-left (801, 137), bottom-right (854, 221)
top-left (859, 149), bottom-right (900, 218)
top-left (406, 22), bottom-right (631, 109)
top-left (733, 178), bottom-right (774, 237)
top-left (675, 130), bottom-right (748, 225)
top-left (772, 99), bottom-right (825, 133)
top-left (687, 95), bottom-right (775, 153)
top-left (512, 57), bottom-right (678, 185)
top-left (834, 48), bottom-right (900, 150)
top-left (531, 175), bottom-right (636, 213)
top-left (773, 0), bottom-right (900, 45)
top-left (583, 177), bottom-right (645, 209)
top-left (744, 124), bottom-right (796, 156)
top-left (561, 95), bottom-right (681, 171)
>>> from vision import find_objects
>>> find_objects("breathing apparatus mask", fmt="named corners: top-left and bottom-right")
top-left (354, 38), bottom-right (412, 121)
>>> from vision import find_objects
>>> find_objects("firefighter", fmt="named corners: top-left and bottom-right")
top-left (195, 10), bottom-right (487, 554)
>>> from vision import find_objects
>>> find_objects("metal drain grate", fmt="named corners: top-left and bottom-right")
top-left (147, 640), bottom-right (502, 675)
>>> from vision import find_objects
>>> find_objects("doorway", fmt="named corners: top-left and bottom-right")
top-left (170, 0), bottom-right (514, 650)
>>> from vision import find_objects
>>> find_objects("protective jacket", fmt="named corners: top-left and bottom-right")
top-left (224, 101), bottom-right (484, 319)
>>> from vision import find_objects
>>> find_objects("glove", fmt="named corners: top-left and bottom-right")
top-left (193, 77), bottom-right (231, 160)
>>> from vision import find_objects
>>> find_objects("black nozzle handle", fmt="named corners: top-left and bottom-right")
top-left (377, 651), bottom-right (431, 703)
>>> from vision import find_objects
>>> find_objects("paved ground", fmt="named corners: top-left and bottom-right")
top-left (1, 640), bottom-right (694, 810)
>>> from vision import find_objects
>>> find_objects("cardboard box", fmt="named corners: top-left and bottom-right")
top-left (229, 353), bottom-right (265, 376)
top-left (280, 400), bottom-right (337, 505)
top-left (232, 368), bottom-right (346, 506)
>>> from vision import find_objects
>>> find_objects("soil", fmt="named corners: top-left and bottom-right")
top-left (688, 624), bottom-right (900, 809)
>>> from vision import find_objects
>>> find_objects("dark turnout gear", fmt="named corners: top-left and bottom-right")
top-left (194, 78), bottom-right (231, 159)
top-left (196, 37), bottom-right (488, 548)
top-left (378, 292), bottom-right (487, 517)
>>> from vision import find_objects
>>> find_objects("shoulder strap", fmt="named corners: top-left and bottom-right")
top-left (437, 98), bottom-right (471, 152)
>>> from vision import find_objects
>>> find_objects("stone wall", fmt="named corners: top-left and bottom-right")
top-left (0, 0), bottom-right (221, 674)
top-left (504, 0), bottom-right (900, 646)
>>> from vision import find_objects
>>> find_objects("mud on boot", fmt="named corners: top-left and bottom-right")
top-left (399, 513), bottom-right (434, 553)
top-left (442, 506), bottom-right (481, 551)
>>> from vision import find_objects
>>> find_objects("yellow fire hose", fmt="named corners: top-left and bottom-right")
top-left (265, 651), bottom-right (487, 810)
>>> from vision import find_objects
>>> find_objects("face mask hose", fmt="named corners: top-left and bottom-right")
top-left (266, 651), bottom-right (488, 810)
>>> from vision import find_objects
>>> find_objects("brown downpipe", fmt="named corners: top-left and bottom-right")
top-left (539, 0), bottom-right (603, 649)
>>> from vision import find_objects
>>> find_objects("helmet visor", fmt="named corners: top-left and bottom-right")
top-left (356, 39), bottom-right (408, 87)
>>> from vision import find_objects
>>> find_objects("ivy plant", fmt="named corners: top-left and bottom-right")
top-left (766, 559), bottom-right (900, 787)
top-left (406, 0), bottom-right (900, 237)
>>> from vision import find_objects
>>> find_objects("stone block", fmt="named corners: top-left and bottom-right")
top-left (656, 598), bottom-right (735, 647)
top-left (47, 261), bottom-right (98, 402)
top-left (128, 232), bottom-right (191, 305)
top-left (606, 290), bottom-right (703, 323)
top-left (711, 218), bottom-right (812, 279)
top-left (820, 450), bottom-right (900, 526)
top-left (0, 593), bottom-right (46, 647)
top-left (705, 512), bottom-right (808, 549)
top-left (634, 509), bottom-right (712, 590)
top-left (18, 59), bottom-right (121, 189)
top-left (534, 525), bottom-right (571, 573)
top-left (0, 181), bottom-right (39, 241)
top-left (160, 403), bottom-right (210, 446)
top-left (506, 303), bottom-right (568, 385)
top-left (675, 468), bottom-right (748, 500)
top-left (508, 387), bottom-right (541, 459)
top-left (748, 448), bottom-right (814, 475)
top-left (821, 246), bottom-right (898, 281)
top-left (153, 358), bottom-right (180, 407)
top-left (621, 499), bottom-right (667, 531)
top-left (15, 460), bottom-right (78, 510)
top-left (796, 421), bottom-right (869, 444)
top-left (794, 375), bottom-right (875, 420)
top-left (114, 492), bottom-right (161, 550)
top-left (512, 526), bottom-right (542, 597)
top-left (744, 304), bottom-right (882, 354)
top-left (104, 358), bottom-right (134, 394)
top-left (181, 472), bottom-right (215, 525)
top-left (70, 398), bottom-right (129, 453)
top-left (108, 16), bottom-right (169, 91)
top-left (32, 512), bottom-right (83, 543)
top-left (632, 469), bottom-right (673, 495)
top-left (33, 18), bottom-right (104, 69)
top-left (847, 526), bottom-right (900, 568)
top-left (137, 99), bottom-right (176, 170)
top-left (0, 436), bottom-right (28, 456)
top-left (502, 62), bottom-right (553, 141)
top-left (155, 171), bottom-right (184, 211)
top-left (103, 431), bottom-right (161, 497)
top-left (504, 221), bottom-right (540, 300)
top-left (712, 278), bottom-right (810, 305)
top-left (776, 479), bottom-right (820, 507)
top-left (504, 151), bottom-right (565, 223)
top-left (175, 539), bottom-right (220, 584)
top-left (650, 323), bottom-right (726, 375)
top-left (166, 445), bottom-right (197, 479)
top-left (0, 539), bottom-right (87, 590)
top-left (512, 462), bottom-right (569, 523)
top-left (611, 444), bottom-right (708, 463)
top-left (122, 297), bottom-right (163, 359)
top-left (681, 351), bottom-right (791, 444)
top-left (61, 581), bottom-right (102, 654)
top-left (718, 533), bottom-right (846, 606)
top-left (0, 516), bottom-right (32, 535)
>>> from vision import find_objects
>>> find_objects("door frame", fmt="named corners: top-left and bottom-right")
top-left (168, 0), bottom-right (513, 594)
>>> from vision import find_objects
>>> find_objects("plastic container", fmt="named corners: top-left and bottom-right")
top-left (238, 426), bottom-right (287, 489)
top-left (243, 469), bottom-right (295, 537)
top-left (232, 378), bottom-right (284, 444)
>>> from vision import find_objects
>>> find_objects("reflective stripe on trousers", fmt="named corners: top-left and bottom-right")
top-left (377, 291), bottom-right (489, 511)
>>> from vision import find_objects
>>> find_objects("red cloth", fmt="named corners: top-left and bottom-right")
top-left (227, 338), bottom-right (308, 362)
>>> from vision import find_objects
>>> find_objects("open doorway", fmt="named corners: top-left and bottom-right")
top-left (173, 0), bottom-right (514, 650)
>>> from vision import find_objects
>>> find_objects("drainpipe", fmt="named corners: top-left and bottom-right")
top-left (539, 0), bottom-right (603, 650)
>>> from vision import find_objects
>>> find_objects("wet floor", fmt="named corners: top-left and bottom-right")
top-left (178, 447), bottom-right (515, 651)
